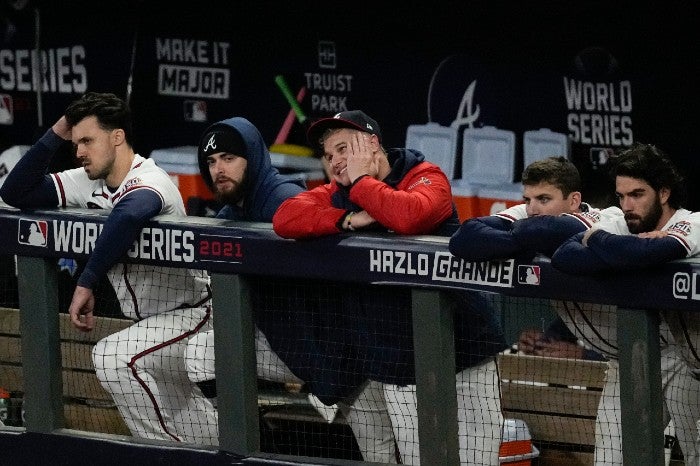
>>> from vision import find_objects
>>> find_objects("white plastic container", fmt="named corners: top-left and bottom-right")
top-left (450, 179), bottom-right (480, 221)
top-left (477, 183), bottom-right (523, 216)
top-left (0, 145), bottom-right (30, 193)
top-left (405, 122), bottom-right (459, 179)
top-left (499, 418), bottom-right (540, 465)
top-left (523, 128), bottom-right (570, 168)
top-left (462, 126), bottom-right (516, 184)
top-left (150, 146), bottom-right (214, 207)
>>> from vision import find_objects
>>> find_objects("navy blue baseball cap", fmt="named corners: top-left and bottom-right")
top-left (306, 110), bottom-right (382, 149)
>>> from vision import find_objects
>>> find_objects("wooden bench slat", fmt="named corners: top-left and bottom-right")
top-left (498, 352), bottom-right (608, 388)
top-left (501, 383), bottom-right (600, 417)
top-left (64, 403), bottom-right (130, 435)
top-left (63, 370), bottom-right (113, 401)
top-left (537, 448), bottom-right (594, 466)
top-left (0, 364), bottom-right (23, 392)
top-left (59, 313), bottom-right (132, 342)
top-left (0, 335), bottom-right (21, 364)
top-left (502, 411), bottom-right (597, 446)
top-left (0, 307), bottom-right (20, 334)
top-left (2, 336), bottom-right (97, 370)
top-left (499, 351), bottom-right (606, 462)
top-left (1, 307), bottom-right (132, 343)
top-left (1, 363), bottom-right (113, 401)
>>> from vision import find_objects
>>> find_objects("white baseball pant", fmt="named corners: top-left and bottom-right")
top-left (383, 358), bottom-right (502, 465)
top-left (185, 328), bottom-right (397, 462)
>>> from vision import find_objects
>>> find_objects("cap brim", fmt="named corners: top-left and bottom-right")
top-left (306, 117), bottom-right (368, 148)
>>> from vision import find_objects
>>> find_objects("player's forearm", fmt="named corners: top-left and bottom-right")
top-left (350, 173), bottom-right (453, 235)
top-left (550, 232), bottom-right (609, 274)
top-left (585, 230), bottom-right (687, 268)
top-left (272, 197), bottom-right (346, 239)
top-left (512, 215), bottom-right (588, 257)
top-left (78, 191), bottom-right (162, 289)
top-left (449, 218), bottom-right (521, 260)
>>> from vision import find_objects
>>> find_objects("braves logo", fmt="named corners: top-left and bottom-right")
top-left (453, 80), bottom-right (480, 129)
top-left (407, 176), bottom-right (432, 190)
top-left (204, 134), bottom-right (217, 152)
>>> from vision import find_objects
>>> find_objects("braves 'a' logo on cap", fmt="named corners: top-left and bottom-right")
top-left (18, 219), bottom-right (48, 247)
top-left (204, 134), bottom-right (217, 152)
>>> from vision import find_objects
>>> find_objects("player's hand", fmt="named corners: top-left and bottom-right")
top-left (52, 116), bottom-right (72, 141)
top-left (348, 210), bottom-right (377, 230)
top-left (517, 328), bottom-right (544, 355)
top-left (69, 286), bottom-right (96, 332)
top-left (346, 132), bottom-right (378, 183)
top-left (532, 340), bottom-right (585, 359)
top-left (638, 230), bottom-right (668, 239)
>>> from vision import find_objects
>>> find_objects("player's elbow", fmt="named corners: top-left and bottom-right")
top-left (0, 186), bottom-right (31, 208)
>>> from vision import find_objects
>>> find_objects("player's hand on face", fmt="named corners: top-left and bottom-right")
top-left (52, 116), bottom-right (72, 141)
top-left (346, 132), bottom-right (376, 182)
top-left (69, 286), bottom-right (96, 332)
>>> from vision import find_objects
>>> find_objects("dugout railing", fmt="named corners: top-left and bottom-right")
top-left (0, 203), bottom-right (698, 466)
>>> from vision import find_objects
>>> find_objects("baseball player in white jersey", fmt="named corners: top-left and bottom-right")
top-left (449, 155), bottom-right (695, 465)
top-left (552, 143), bottom-right (700, 464)
top-left (0, 93), bottom-right (216, 444)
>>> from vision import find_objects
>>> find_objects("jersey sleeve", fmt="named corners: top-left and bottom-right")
top-left (551, 230), bottom-right (688, 274)
top-left (349, 163), bottom-right (454, 235)
top-left (77, 189), bottom-right (163, 289)
top-left (511, 214), bottom-right (591, 257)
top-left (448, 215), bottom-right (522, 260)
top-left (272, 185), bottom-right (347, 239)
top-left (665, 212), bottom-right (700, 257)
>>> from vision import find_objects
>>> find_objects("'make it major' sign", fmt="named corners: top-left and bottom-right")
top-left (156, 38), bottom-right (231, 99)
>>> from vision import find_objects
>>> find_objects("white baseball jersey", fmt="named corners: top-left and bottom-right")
top-left (495, 202), bottom-right (624, 226)
top-left (591, 208), bottom-right (700, 257)
top-left (52, 155), bottom-right (209, 319)
top-left (553, 209), bottom-right (700, 360)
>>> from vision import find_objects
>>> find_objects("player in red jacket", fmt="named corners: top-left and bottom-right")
top-left (273, 110), bottom-right (458, 238)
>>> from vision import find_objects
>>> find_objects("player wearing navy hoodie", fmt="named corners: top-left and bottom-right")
top-left (185, 116), bottom-right (401, 460)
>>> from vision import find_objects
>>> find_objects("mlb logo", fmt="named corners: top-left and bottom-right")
top-left (184, 100), bottom-right (207, 122)
top-left (18, 219), bottom-right (48, 247)
top-left (0, 94), bottom-right (13, 125)
top-left (518, 265), bottom-right (540, 285)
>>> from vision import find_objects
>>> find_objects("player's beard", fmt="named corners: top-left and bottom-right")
top-left (625, 194), bottom-right (663, 234)
top-left (215, 172), bottom-right (249, 206)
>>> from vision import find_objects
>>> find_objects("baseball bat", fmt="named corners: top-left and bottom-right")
top-left (274, 86), bottom-right (306, 145)
top-left (274, 75), bottom-right (307, 124)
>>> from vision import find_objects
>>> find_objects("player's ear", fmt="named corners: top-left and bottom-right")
top-left (368, 133), bottom-right (380, 151)
top-left (569, 191), bottom-right (582, 211)
top-left (658, 187), bottom-right (671, 206)
top-left (112, 128), bottom-right (125, 146)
